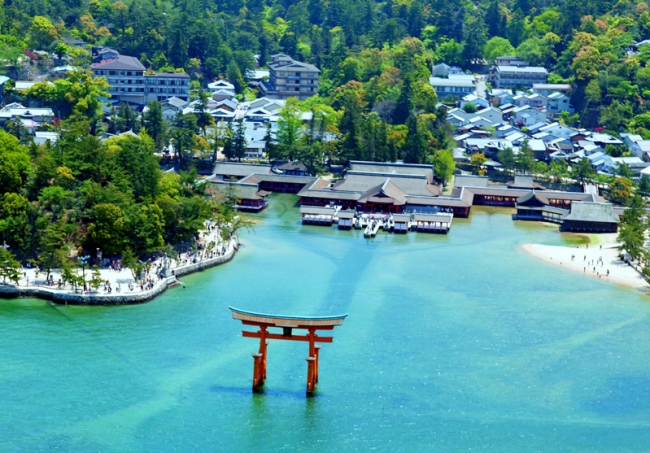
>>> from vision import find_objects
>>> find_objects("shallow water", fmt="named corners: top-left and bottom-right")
top-left (2, 194), bottom-right (650, 452)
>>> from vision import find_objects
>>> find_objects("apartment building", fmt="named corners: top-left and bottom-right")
top-left (145, 71), bottom-right (190, 103)
top-left (90, 47), bottom-right (189, 106)
top-left (259, 54), bottom-right (320, 101)
top-left (489, 65), bottom-right (549, 89)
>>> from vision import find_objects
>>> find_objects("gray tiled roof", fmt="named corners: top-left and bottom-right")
top-left (90, 55), bottom-right (145, 71)
top-left (333, 174), bottom-right (437, 197)
top-left (211, 182), bottom-right (265, 200)
top-left (563, 202), bottom-right (619, 223)
top-left (213, 162), bottom-right (272, 177)
top-left (454, 175), bottom-right (489, 188)
top-left (349, 161), bottom-right (433, 178)
top-left (149, 71), bottom-right (190, 79)
top-left (300, 206), bottom-right (336, 215)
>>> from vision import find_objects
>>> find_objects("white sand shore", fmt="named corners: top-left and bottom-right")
top-left (521, 234), bottom-right (650, 294)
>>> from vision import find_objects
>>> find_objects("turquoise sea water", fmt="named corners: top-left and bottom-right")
top-left (2, 193), bottom-right (650, 452)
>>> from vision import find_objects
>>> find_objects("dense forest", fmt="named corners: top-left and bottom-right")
top-left (2, 0), bottom-right (650, 270)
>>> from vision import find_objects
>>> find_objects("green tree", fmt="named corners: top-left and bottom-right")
top-left (86, 203), bottom-right (126, 256)
top-left (599, 101), bottom-right (633, 131)
top-left (618, 194), bottom-right (646, 261)
top-left (0, 247), bottom-right (21, 285)
top-left (403, 114), bottom-right (428, 164)
top-left (432, 149), bottom-right (455, 186)
top-left (276, 98), bottom-right (304, 160)
top-left (89, 265), bottom-right (103, 292)
top-left (222, 122), bottom-right (236, 161)
top-left (0, 192), bottom-right (31, 255)
top-left (28, 70), bottom-right (110, 121)
top-left (609, 177), bottom-right (634, 206)
top-left (550, 159), bottom-right (568, 180)
top-left (470, 152), bottom-right (487, 175)
top-left (638, 174), bottom-right (650, 195)
top-left (497, 147), bottom-right (516, 173)
top-left (263, 125), bottom-right (280, 162)
top-left (232, 120), bottom-right (247, 162)
top-left (462, 103), bottom-right (477, 113)
top-left (170, 112), bottom-right (198, 169)
top-left (462, 17), bottom-right (487, 64)
top-left (226, 60), bottom-right (245, 93)
top-left (615, 162), bottom-right (633, 179)
top-left (516, 141), bottom-right (535, 174)
top-left (0, 130), bottom-right (32, 195)
top-left (36, 223), bottom-right (67, 282)
top-left (142, 101), bottom-right (167, 152)
top-left (483, 37), bottom-right (515, 64)
top-left (571, 157), bottom-right (596, 182)
top-left (29, 16), bottom-right (60, 48)
top-left (122, 247), bottom-right (145, 281)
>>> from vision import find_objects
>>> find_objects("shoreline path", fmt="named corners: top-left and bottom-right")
top-left (0, 224), bottom-right (238, 305)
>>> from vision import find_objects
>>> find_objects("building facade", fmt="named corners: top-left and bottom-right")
top-left (489, 65), bottom-right (549, 89)
top-left (259, 54), bottom-right (320, 101)
top-left (429, 75), bottom-right (476, 100)
top-left (90, 47), bottom-right (189, 106)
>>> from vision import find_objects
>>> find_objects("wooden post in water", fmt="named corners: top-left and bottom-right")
top-left (230, 307), bottom-right (347, 397)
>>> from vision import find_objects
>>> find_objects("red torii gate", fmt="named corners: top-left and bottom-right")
top-left (230, 307), bottom-right (347, 396)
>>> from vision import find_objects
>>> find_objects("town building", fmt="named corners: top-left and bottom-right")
top-left (532, 84), bottom-right (572, 96)
top-left (90, 47), bottom-right (189, 106)
top-left (546, 92), bottom-right (573, 113)
top-left (0, 103), bottom-right (55, 132)
top-left (259, 54), bottom-right (320, 101)
top-left (489, 65), bottom-right (549, 89)
top-left (145, 71), bottom-right (190, 104)
top-left (460, 94), bottom-right (490, 110)
top-left (496, 56), bottom-right (529, 67)
top-left (208, 79), bottom-right (235, 92)
top-left (429, 74), bottom-right (476, 100)
top-left (431, 63), bottom-right (465, 78)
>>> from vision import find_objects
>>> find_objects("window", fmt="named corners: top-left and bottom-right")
top-left (308, 72), bottom-right (314, 76)
top-left (280, 72), bottom-right (285, 76)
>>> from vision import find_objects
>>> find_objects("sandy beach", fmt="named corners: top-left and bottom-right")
top-left (521, 233), bottom-right (650, 294)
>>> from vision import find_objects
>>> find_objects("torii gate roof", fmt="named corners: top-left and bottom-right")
top-left (230, 307), bottom-right (347, 328)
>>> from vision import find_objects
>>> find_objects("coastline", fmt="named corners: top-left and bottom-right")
top-left (0, 238), bottom-right (239, 305)
top-left (520, 234), bottom-right (650, 294)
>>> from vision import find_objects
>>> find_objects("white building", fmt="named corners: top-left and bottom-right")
top-left (547, 92), bottom-right (573, 113)
top-left (429, 75), bottom-right (476, 100)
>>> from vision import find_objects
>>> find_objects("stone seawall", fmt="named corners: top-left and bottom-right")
top-left (0, 240), bottom-right (238, 306)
